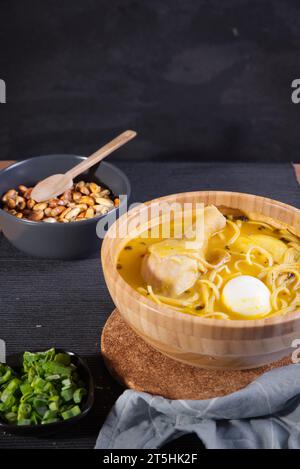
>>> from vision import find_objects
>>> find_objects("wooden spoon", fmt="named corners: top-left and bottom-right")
top-left (31, 130), bottom-right (137, 202)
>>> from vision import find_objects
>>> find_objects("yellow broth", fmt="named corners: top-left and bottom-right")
top-left (117, 217), bottom-right (300, 320)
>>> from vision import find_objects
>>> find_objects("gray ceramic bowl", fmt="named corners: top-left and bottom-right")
top-left (0, 154), bottom-right (130, 259)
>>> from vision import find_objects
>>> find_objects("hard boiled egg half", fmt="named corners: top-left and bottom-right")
top-left (221, 275), bottom-right (271, 318)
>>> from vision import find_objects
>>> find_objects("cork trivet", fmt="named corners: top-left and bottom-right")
top-left (101, 309), bottom-right (292, 400)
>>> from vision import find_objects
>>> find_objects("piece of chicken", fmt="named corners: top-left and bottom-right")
top-left (141, 205), bottom-right (226, 297)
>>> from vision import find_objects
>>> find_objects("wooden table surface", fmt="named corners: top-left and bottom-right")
top-left (295, 165), bottom-right (300, 184)
top-left (0, 161), bottom-right (14, 170)
top-left (1, 160), bottom-right (300, 183)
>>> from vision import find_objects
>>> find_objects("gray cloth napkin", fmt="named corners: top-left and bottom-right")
top-left (95, 364), bottom-right (300, 449)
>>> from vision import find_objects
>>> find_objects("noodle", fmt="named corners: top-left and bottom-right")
top-left (146, 285), bottom-right (161, 305)
top-left (119, 215), bottom-right (300, 321)
top-left (217, 264), bottom-right (231, 274)
top-left (245, 245), bottom-right (273, 267)
top-left (271, 286), bottom-right (290, 311)
top-left (226, 220), bottom-right (241, 245)
top-left (213, 231), bottom-right (226, 241)
top-left (226, 272), bottom-right (243, 281)
top-left (214, 274), bottom-right (223, 289)
top-left (185, 250), bottom-right (231, 270)
top-left (234, 259), bottom-right (264, 273)
top-left (284, 247), bottom-right (299, 264)
top-left (261, 265), bottom-right (300, 290)
top-left (279, 231), bottom-right (299, 243)
top-left (198, 279), bottom-right (220, 299)
top-left (199, 282), bottom-right (208, 312)
top-left (201, 312), bottom-right (229, 319)
top-left (289, 242), bottom-right (300, 252)
top-left (246, 221), bottom-right (274, 230)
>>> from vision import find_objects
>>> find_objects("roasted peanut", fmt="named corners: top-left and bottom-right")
top-left (1, 180), bottom-right (116, 223)
top-left (75, 181), bottom-right (85, 190)
top-left (89, 182), bottom-right (100, 194)
top-left (18, 185), bottom-right (28, 194)
top-left (2, 192), bottom-right (11, 203)
top-left (59, 207), bottom-right (73, 220)
top-left (65, 207), bottom-right (81, 220)
top-left (99, 189), bottom-right (110, 197)
top-left (6, 189), bottom-right (17, 199)
top-left (44, 207), bottom-right (53, 217)
top-left (60, 189), bottom-right (72, 202)
top-left (43, 217), bottom-right (57, 223)
top-left (50, 206), bottom-right (65, 217)
top-left (48, 198), bottom-right (60, 208)
top-left (33, 202), bottom-right (48, 211)
top-left (27, 199), bottom-right (36, 209)
top-left (29, 210), bottom-right (44, 221)
top-left (85, 207), bottom-right (95, 219)
top-left (16, 196), bottom-right (26, 210)
top-left (80, 185), bottom-right (90, 195)
top-left (95, 197), bottom-right (114, 207)
top-left (2, 190), bottom-right (16, 203)
top-left (7, 198), bottom-right (16, 209)
top-left (94, 204), bottom-right (103, 213)
top-left (24, 188), bottom-right (33, 199)
top-left (77, 203), bottom-right (88, 212)
top-left (80, 196), bottom-right (94, 206)
top-left (57, 198), bottom-right (67, 206)
top-left (72, 191), bottom-right (82, 202)
top-left (94, 204), bottom-right (109, 215)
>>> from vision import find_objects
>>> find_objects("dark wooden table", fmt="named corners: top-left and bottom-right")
top-left (0, 160), bottom-right (299, 449)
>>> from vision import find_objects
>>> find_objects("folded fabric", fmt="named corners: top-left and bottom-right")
top-left (95, 364), bottom-right (300, 449)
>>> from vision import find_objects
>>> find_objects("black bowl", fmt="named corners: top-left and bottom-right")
top-left (0, 154), bottom-right (131, 258)
top-left (0, 349), bottom-right (94, 435)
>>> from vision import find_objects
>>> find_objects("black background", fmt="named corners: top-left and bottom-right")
top-left (1, 0), bottom-right (300, 163)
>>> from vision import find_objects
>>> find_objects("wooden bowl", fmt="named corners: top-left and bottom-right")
top-left (101, 191), bottom-right (300, 370)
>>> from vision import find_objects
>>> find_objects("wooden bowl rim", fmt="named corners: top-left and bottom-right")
top-left (102, 190), bottom-right (300, 329)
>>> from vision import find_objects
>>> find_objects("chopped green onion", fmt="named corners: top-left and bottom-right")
top-left (42, 409), bottom-right (57, 421)
top-left (41, 417), bottom-right (59, 425)
top-left (0, 369), bottom-right (12, 385)
top-left (73, 388), bottom-right (87, 404)
top-left (18, 419), bottom-right (31, 426)
top-left (17, 403), bottom-right (31, 421)
top-left (62, 378), bottom-right (72, 388)
top-left (43, 361), bottom-right (72, 378)
top-left (54, 353), bottom-right (71, 366)
top-left (49, 401), bottom-right (59, 412)
top-left (61, 387), bottom-right (74, 402)
top-left (1, 378), bottom-right (20, 403)
top-left (45, 374), bottom-right (60, 381)
top-left (0, 349), bottom-right (87, 426)
top-left (5, 412), bottom-right (17, 424)
top-left (20, 383), bottom-right (32, 395)
top-left (61, 405), bottom-right (81, 420)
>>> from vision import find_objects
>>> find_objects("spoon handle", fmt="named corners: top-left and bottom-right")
top-left (66, 130), bottom-right (137, 180)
